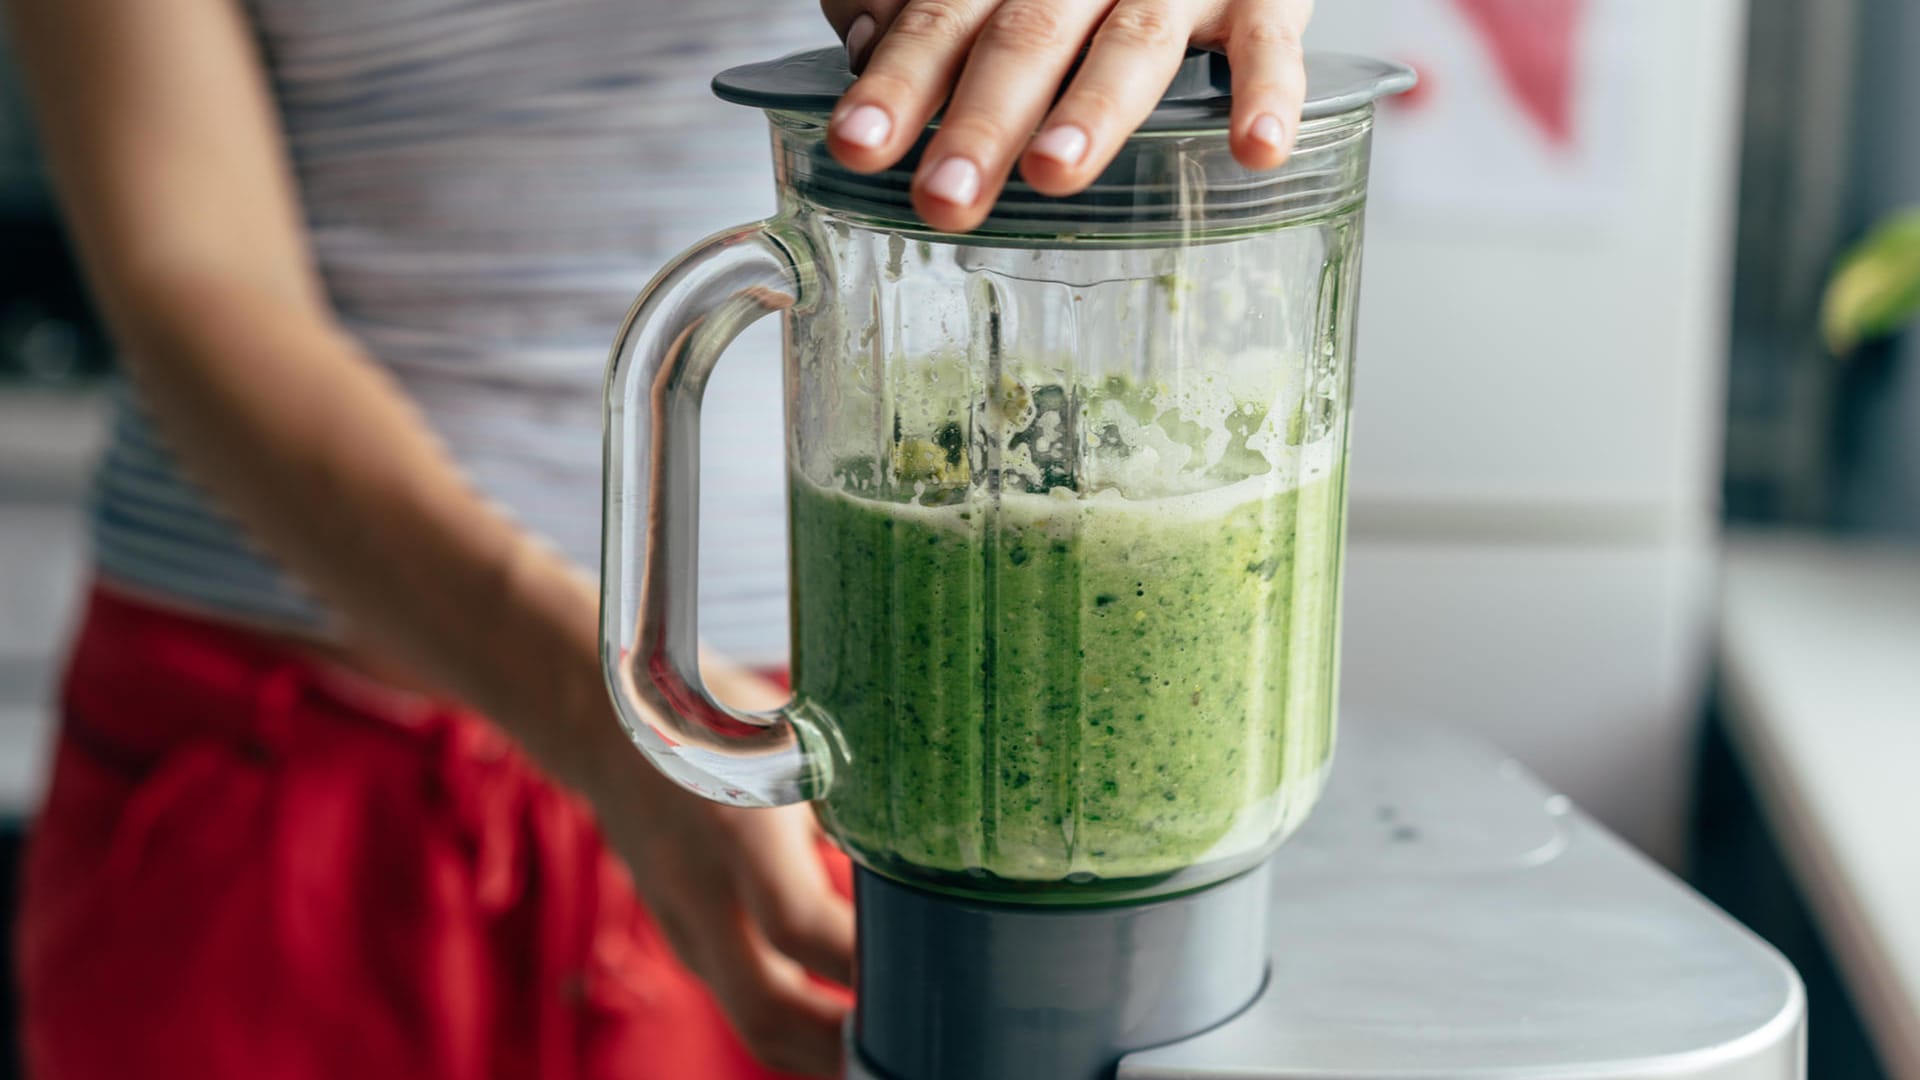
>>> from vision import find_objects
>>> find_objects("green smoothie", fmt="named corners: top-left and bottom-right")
top-left (790, 454), bottom-right (1345, 895)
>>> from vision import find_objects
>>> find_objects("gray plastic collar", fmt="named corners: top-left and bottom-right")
top-left (714, 47), bottom-right (1416, 129)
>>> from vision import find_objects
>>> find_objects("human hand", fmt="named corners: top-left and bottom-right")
top-left (584, 666), bottom-right (853, 1077)
top-left (819, 0), bottom-right (1314, 232)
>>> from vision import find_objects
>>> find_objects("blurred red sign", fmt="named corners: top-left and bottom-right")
top-left (1449, 0), bottom-right (1587, 146)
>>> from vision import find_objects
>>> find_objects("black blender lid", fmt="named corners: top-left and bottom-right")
top-left (714, 46), bottom-right (1415, 130)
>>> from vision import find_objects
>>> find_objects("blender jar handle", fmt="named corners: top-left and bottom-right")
top-left (601, 220), bottom-right (832, 808)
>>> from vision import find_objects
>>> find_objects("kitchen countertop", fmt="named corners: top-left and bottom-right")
top-left (1718, 530), bottom-right (1920, 1079)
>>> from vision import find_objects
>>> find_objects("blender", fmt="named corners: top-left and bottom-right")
top-left (600, 46), bottom-right (1806, 1080)
top-left (601, 46), bottom-right (1407, 1079)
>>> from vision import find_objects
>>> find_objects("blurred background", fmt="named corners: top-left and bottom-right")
top-left (0, 0), bottom-right (1915, 1077)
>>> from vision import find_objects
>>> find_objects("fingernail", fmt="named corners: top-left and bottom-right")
top-left (834, 103), bottom-right (892, 149)
top-left (1028, 124), bottom-right (1090, 167)
top-left (922, 156), bottom-right (981, 205)
top-left (1250, 113), bottom-right (1287, 151)
top-left (845, 13), bottom-right (876, 71)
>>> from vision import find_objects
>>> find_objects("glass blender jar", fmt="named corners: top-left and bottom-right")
top-left (604, 45), bottom-right (1411, 1079)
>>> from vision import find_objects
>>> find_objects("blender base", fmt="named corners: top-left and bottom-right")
top-left (845, 716), bottom-right (1805, 1079)
top-left (852, 862), bottom-right (1270, 1080)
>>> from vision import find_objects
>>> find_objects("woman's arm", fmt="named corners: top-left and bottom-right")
top-left (3, 0), bottom-right (850, 1072)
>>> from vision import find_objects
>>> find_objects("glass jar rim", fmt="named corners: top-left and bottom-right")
top-left (767, 109), bottom-right (1380, 243)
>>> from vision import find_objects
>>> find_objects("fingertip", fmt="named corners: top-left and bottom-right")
top-left (1018, 151), bottom-right (1092, 198)
top-left (826, 140), bottom-right (890, 174)
top-left (1028, 122), bottom-right (1089, 168)
top-left (845, 13), bottom-right (877, 72)
top-left (1019, 122), bottom-right (1098, 197)
top-left (1230, 139), bottom-right (1290, 172)
top-left (826, 99), bottom-right (901, 172)
top-left (911, 194), bottom-right (991, 234)
top-left (912, 155), bottom-right (992, 233)
top-left (1232, 112), bottom-right (1294, 171)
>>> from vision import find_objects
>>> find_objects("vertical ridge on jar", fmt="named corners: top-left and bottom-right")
top-left (878, 237), bottom-right (909, 867)
top-left (948, 260), bottom-right (990, 873)
top-left (969, 270), bottom-right (1007, 876)
top-left (1040, 276), bottom-right (1090, 879)
top-left (1284, 217), bottom-right (1358, 814)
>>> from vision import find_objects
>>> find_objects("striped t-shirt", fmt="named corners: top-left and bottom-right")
top-left (93, 0), bottom-right (822, 666)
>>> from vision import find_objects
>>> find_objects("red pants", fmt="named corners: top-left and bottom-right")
top-left (17, 586), bottom-right (840, 1079)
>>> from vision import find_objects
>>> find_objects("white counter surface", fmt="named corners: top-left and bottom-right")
top-left (1719, 531), bottom-right (1920, 1079)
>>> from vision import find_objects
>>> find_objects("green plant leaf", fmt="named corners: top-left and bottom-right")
top-left (1823, 207), bottom-right (1920, 356)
